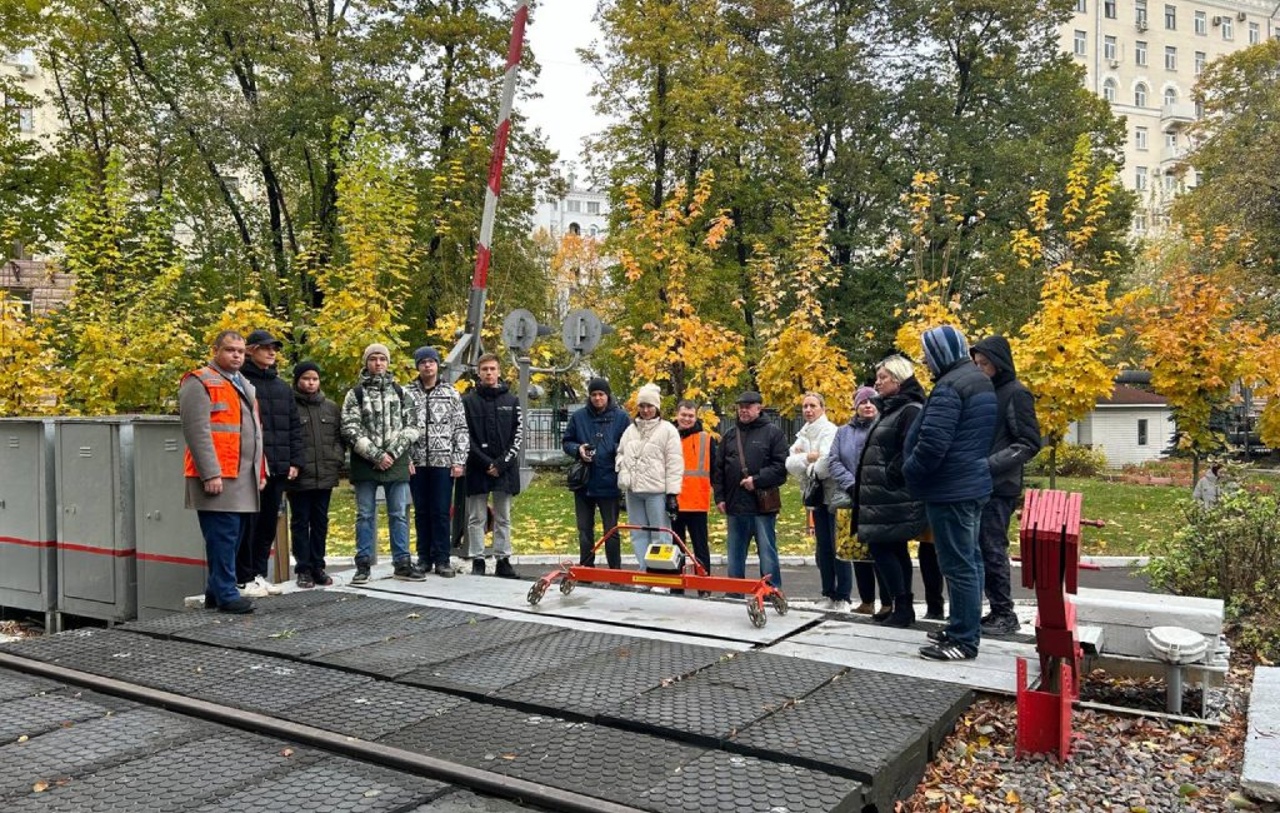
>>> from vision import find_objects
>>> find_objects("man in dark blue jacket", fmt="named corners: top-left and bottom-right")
top-left (562, 377), bottom-right (630, 568)
top-left (905, 325), bottom-right (997, 661)
top-left (972, 336), bottom-right (1042, 636)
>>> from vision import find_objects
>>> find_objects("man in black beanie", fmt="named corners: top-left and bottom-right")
top-left (562, 376), bottom-right (630, 567)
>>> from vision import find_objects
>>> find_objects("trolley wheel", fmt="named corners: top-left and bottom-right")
top-left (747, 600), bottom-right (767, 628)
top-left (527, 581), bottom-right (548, 606)
top-left (770, 593), bottom-right (789, 616)
top-left (559, 578), bottom-right (577, 596)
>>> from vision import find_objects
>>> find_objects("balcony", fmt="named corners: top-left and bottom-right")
top-left (1161, 102), bottom-right (1197, 131)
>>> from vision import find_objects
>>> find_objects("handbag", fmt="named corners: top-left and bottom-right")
top-left (802, 476), bottom-right (825, 508)
top-left (736, 429), bottom-right (782, 514)
top-left (566, 460), bottom-right (590, 491)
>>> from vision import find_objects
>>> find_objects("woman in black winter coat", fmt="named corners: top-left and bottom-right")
top-left (286, 362), bottom-right (345, 588)
top-left (855, 355), bottom-right (935, 627)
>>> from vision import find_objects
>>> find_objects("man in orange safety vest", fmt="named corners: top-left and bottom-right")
top-left (671, 400), bottom-right (717, 595)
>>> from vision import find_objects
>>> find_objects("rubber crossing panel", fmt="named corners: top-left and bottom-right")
top-left (319, 619), bottom-right (557, 679)
top-left (639, 750), bottom-right (864, 813)
top-left (176, 597), bottom-right (419, 646)
top-left (185, 757), bottom-right (451, 813)
top-left (281, 680), bottom-right (468, 742)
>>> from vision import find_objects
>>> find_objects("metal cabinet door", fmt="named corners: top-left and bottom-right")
top-left (134, 421), bottom-right (206, 616)
top-left (0, 423), bottom-right (47, 591)
top-left (57, 422), bottom-right (121, 604)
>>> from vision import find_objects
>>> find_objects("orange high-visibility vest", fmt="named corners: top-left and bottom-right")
top-left (183, 365), bottom-right (244, 480)
top-left (678, 431), bottom-right (712, 512)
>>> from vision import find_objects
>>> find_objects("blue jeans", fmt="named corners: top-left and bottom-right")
top-left (354, 479), bottom-right (411, 565)
top-left (410, 466), bottom-right (454, 567)
top-left (198, 510), bottom-right (248, 605)
top-left (812, 505), bottom-right (851, 601)
top-left (926, 499), bottom-right (987, 651)
top-left (726, 513), bottom-right (781, 589)
top-left (627, 492), bottom-right (668, 565)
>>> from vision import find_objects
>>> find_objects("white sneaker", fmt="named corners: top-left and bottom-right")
top-left (831, 600), bottom-right (852, 614)
top-left (239, 580), bottom-right (269, 598)
top-left (651, 587), bottom-right (670, 595)
top-left (254, 575), bottom-right (283, 596)
top-left (815, 597), bottom-right (836, 611)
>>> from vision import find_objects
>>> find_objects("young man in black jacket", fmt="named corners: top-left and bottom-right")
top-left (971, 335), bottom-right (1042, 636)
top-left (461, 354), bottom-right (523, 578)
top-left (238, 329), bottom-right (303, 597)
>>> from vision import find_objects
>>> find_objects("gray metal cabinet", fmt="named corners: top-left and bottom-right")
top-left (0, 419), bottom-right (58, 630)
top-left (133, 417), bottom-right (207, 618)
top-left (55, 417), bottom-right (136, 623)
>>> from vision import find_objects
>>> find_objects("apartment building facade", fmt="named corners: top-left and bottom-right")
top-left (1060, 0), bottom-right (1277, 234)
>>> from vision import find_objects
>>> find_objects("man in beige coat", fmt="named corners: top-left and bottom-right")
top-left (180, 330), bottom-right (266, 614)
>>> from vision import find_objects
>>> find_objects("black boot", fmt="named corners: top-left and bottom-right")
top-left (494, 558), bottom-right (519, 579)
top-left (472, 558), bottom-right (486, 576)
top-left (884, 593), bottom-right (916, 628)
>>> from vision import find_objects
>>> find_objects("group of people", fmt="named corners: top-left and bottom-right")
top-left (563, 325), bottom-right (1041, 663)
top-left (180, 331), bottom-right (523, 614)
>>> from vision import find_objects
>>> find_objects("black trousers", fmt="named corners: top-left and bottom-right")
top-left (575, 493), bottom-right (621, 568)
top-left (286, 488), bottom-right (332, 576)
top-left (670, 511), bottom-right (711, 576)
top-left (918, 539), bottom-right (946, 612)
top-left (979, 493), bottom-right (1019, 615)
top-left (238, 473), bottom-right (287, 584)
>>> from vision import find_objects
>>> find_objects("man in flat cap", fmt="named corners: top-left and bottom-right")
top-left (712, 391), bottom-right (788, 589)
top-left (237, 328), bottom-right (302, 597)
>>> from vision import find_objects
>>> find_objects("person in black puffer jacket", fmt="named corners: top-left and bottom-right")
top-left (286, 361), bottom-right (344, 588)
top-left (462, 353), bottom-right (523, 579)
top-left (971, 335), bottom-right (1042, 637)
top-left (238, 330), bottom-right (303, 595)
top-left (856, 356), bottom-right (929, 628)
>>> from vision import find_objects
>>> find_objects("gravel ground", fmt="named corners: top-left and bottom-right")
top-left (899, 655), bottom-right (1272, 812)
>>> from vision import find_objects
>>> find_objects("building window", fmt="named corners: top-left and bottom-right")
top-left (566, 199), bottom-right (582, 213)
top-left (568, 222), bottom-right (581, 235)
top-left (1136, 0), bottom-right (1148, 27)
top-left (1104, 0), bottom-right (1116, 18)
top-left (1073, 30), bottom-right (1087, 56)
top-left (1194, 10), bottom-right (1207, 35)
top-left (588, 225), bottom-right (599, 237)
top-left (1221, 18), bottom-right (1233, 39)
top-left (1135, 40), bottom-right (1148, 66)
top-left (1248, 22), bottom-right (1260, 44)
top-left (1, 287), bottom-right (33, 316)
top-left (1134, 82), bottom-right (1148, 107)
top-left (1135, 126), bottom-right (1149, 150)
top-left (1135, 166), bottom-right (1148, 191)
top-left (1138, 419), bottom-right (1149, 446)
top-left (1074, 0), bottom-right (1086, 11)
top-left (1194, 51), bottom-right (1206, 76)
top-left (1165, 131), bottom-right (1177, 149)
top-left (1164, 4), bottom-right (1176, 29)
top-left (1103, 78), bottom-right (1118, 101)
top-left (1163, 86), bottom-right (1177, 106)
top-left (3, 96), bottom-right (33, 133)
top-left (1163, 173), bottom-right (1177, 192)
top-left (1104, 36), bottom-right (1117, 60)
top-left (1134, 214), bottom-right (1148, 233)
top-left (1164, 45), bottom-right (1177, 71)
top-left (586, 201), bottom-right (600, 215)
top-left (1195, 99), bottom-right (1204, 118)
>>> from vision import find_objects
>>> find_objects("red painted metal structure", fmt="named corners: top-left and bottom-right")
top-left (527, 525), bottom-right (789, 628)
top-left (1015, 488), bottom-right (1103, 761)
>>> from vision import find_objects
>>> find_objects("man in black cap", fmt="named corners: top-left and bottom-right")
top-left (238, 329), bottom-right (303, 597)
top-left (562, 376), bottom-right (630, 567)
top-left (712, 391), bottom-right (788, 589)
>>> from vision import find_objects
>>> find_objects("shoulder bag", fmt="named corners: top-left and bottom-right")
top-left (737, 429), bottom-right (782, 513)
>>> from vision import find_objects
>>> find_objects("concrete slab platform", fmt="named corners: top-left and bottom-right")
top-left (1072, 587), bottom-right (1224, 662)
top-left (360, 571), bottom-right (822, 645)
top-left (1243, 666), bottom-right (1280, 802)
top-left (763, 618), bottom-right (1041, 694)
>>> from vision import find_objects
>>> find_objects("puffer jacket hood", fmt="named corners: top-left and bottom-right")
top-left (972, 335), bottom-right (1017, 389)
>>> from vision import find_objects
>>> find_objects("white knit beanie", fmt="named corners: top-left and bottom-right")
top-left (636, 383), bottom-right (662, 408)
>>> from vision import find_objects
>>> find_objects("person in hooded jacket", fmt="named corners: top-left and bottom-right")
top-left (786, 393), bottom-right (843, 610)
top-left (238, 329), bottom-right (303, 597)
top-left (825, 385), bottom-right (891, 616)
top-left (971, 335), bottom-right (1042, 636)
top-left (854, 359), bottom-right (930, 628)
top-left (462, 353), bottom-right (523, 578)
top-left (905, 325), bottom-right (997, 661)
top-left (286, 361), bottom-right (344, 588)
top-left (563, 377), bottom-right (631, 568)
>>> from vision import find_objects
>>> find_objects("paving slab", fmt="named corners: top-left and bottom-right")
top-left (765, 618), bottom-right (1040, 694)
top-left (1072, 587), bottom-right (1225, 661)
top-left (361, 574), bottom-right (820, 644)
top-left (1243, 666), bottom-right (1280, 803)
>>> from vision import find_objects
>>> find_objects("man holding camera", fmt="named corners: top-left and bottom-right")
top-left (562, 377), bottom-right (630, 568)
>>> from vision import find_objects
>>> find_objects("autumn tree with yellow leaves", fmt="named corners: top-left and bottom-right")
top-left (753, 189), bottom-right (859, 422)
top-left (610, 172), bottom-right (745, 402)
top-left (0, 293), bottom-right (64, 415)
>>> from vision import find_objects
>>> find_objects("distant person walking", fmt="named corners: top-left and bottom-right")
top-left (286, 361), bottom-right (345, 588)
top-left (1193, 463), bottom-right (1223, 508)
top-left (905, 326), bottom-right (997, 661)
top-left (971, 335), bottom-right (1042, 637)
top-left (616, 383), bottom-right (683, 567)
top-left (786, 393), bottom-right (843, 611)
top-left (341, 343), bottom-right (423, 584)
top-left (672, 400), bottom-right (717, 590)
top-left (462, 353), bottom-right (523, 578)
top-left (237, 329), bottom-right (302, 597)
top-left (563, 377), bottom-right (630, 567)
top-left (713, 391), bottom-right (789, 589)
top-left (179, 330), bottom-right (264, 614)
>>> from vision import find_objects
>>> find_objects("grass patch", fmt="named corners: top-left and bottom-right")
top-left (319, 472), bottom-right (1193, 559)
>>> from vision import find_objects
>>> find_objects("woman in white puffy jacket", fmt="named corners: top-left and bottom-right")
top-left (785, 393), bottom-right (844, 611)
top-left (617, 383), bottom-right (684, 566)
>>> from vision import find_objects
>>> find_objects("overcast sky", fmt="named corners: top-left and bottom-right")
top-left (524, 0), bottom-right (608, 172)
